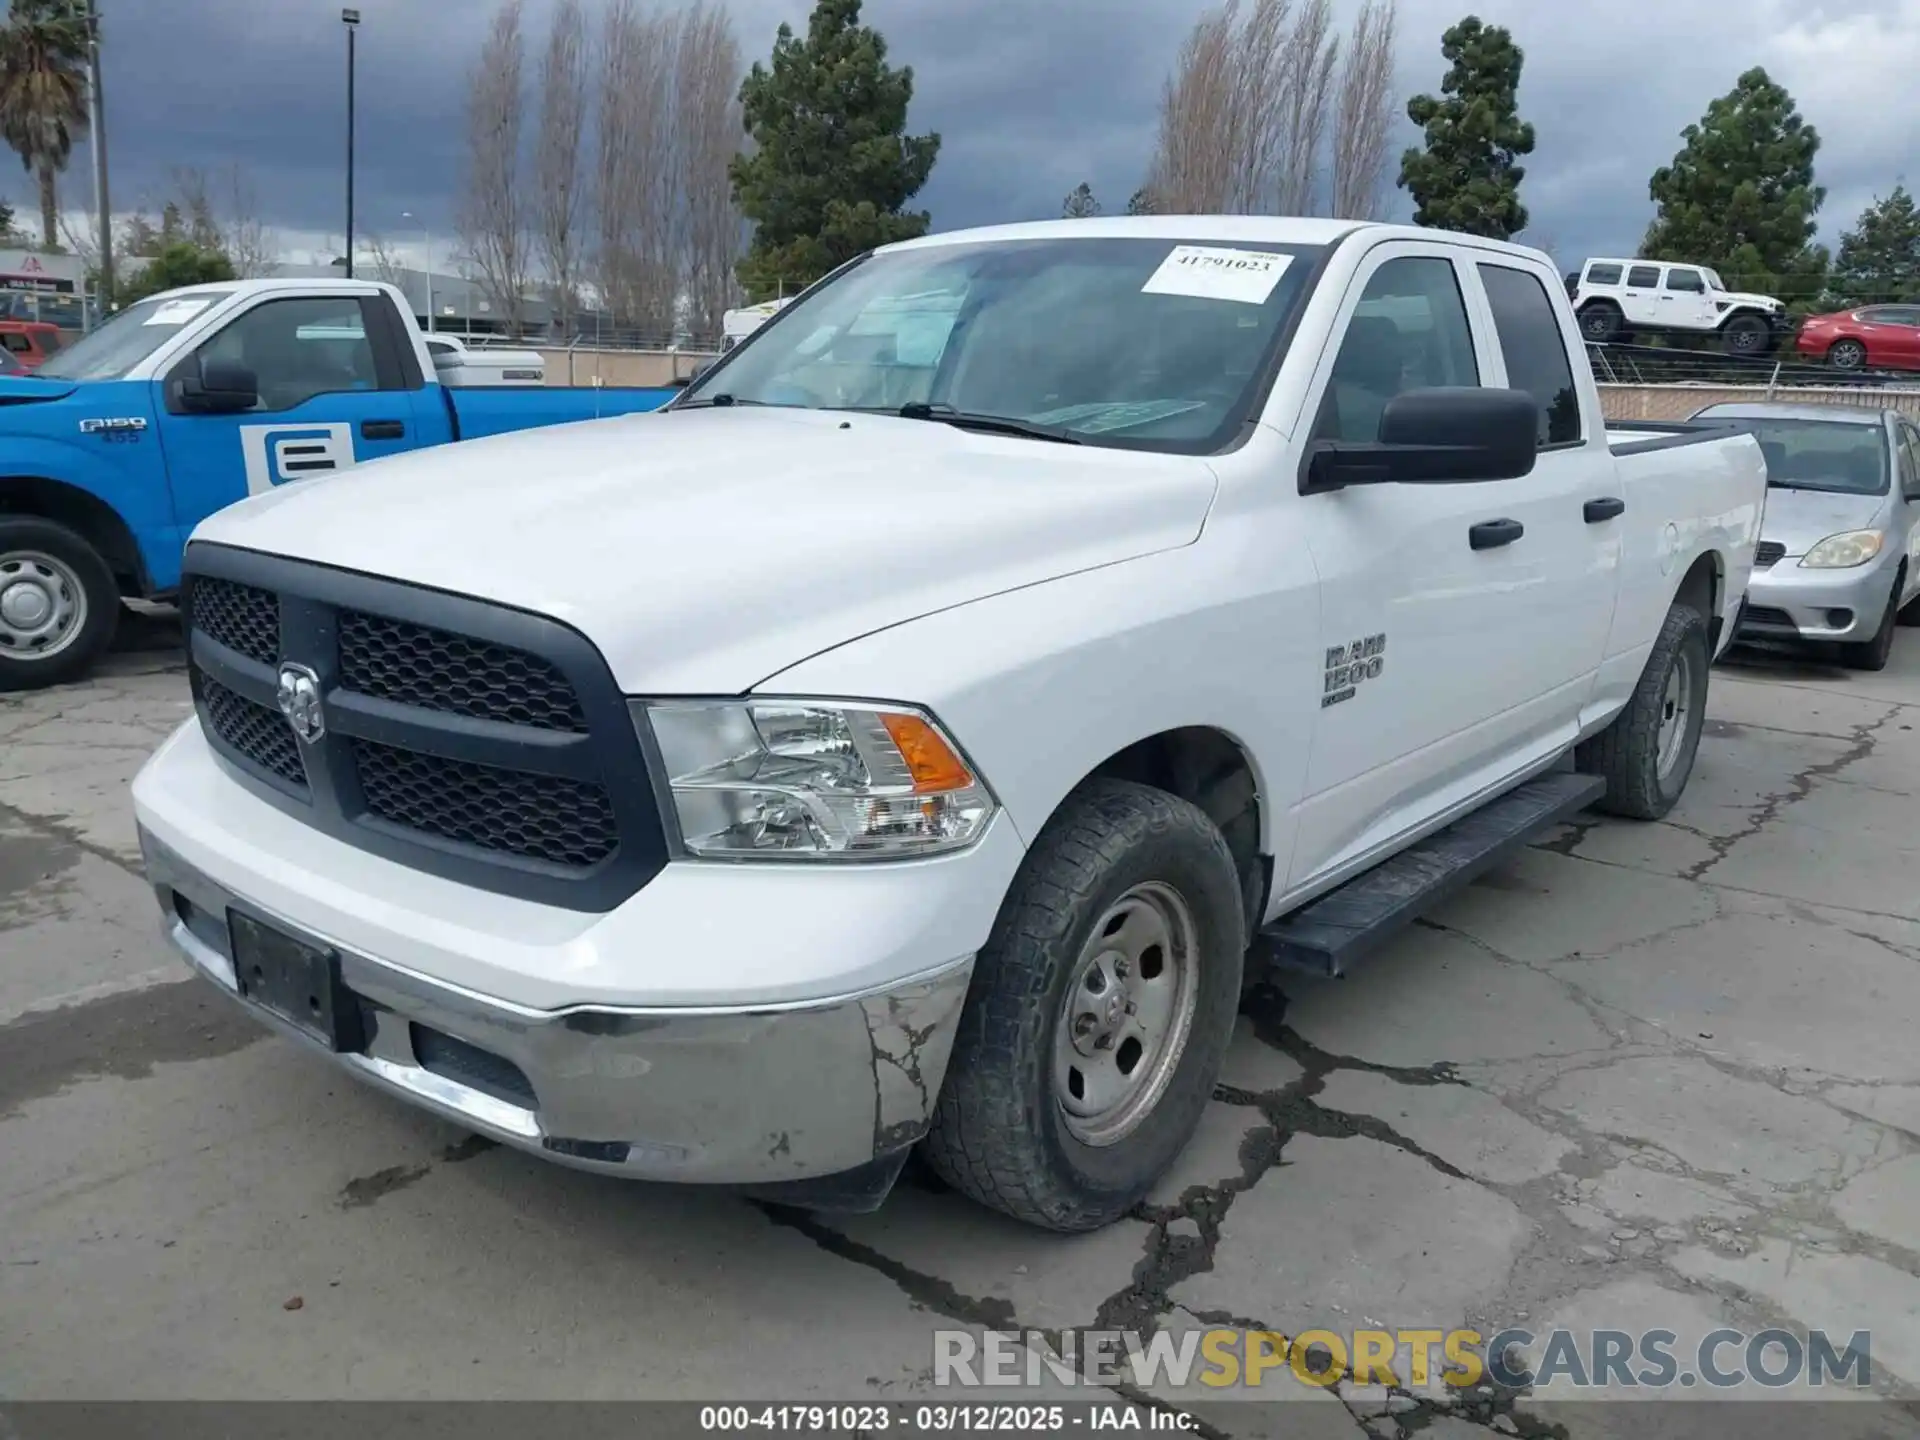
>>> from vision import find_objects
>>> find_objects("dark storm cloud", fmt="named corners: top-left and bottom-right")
top-left (90, 0), bottom-right (1920, 272)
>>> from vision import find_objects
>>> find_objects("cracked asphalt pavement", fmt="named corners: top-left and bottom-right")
top-left (6, 616), bottom-right (1920, 1439)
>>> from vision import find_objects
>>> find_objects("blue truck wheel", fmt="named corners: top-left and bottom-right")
top-left (0, 517), bottom-right (120, 692)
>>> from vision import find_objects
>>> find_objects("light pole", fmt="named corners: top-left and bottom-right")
top-left (342, 9), bottom-right (360, 278)
top-left (84, 0), bottom-right (111, 316)
top-left (403, 211), bottom-right (432, 332)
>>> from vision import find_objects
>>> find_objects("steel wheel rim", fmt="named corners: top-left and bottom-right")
top-left (0, 550), bottom-right (87, 662)
top-left (1052, 880), bottom-right (1201, 1148)
top-left (1656, 648), bottom-right (1694, 781)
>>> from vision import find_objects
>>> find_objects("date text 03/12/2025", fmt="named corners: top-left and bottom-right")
top-left (698, 1404), bottom-right (1197, 1432)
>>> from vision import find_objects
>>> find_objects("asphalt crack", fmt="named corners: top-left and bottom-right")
top-left (1680, 708), bottom-right (1896, 882)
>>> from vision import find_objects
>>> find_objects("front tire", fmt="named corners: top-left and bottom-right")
top-left (0, 517), bottom-right (120, 693)
top-left (921, 779), bottom-right (1246, 1232)
top-left (1577, 602), bottom-right (1711, 821)
top-left (1720, 314), bottom-right (1771, 357)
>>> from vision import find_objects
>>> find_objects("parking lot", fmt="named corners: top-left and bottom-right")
top-left (5, 618), bottom-right (1920, 1437)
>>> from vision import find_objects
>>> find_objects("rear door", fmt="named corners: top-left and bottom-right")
top-left (1468, 259), bottom-right (1623, 715)
top-left (154, 293), bottom-right (428, 529)
top-left (1620, 264), bottom-right (1664, 327)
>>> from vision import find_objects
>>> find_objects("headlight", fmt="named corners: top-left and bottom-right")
top-left (636, 699), bottom-right (996, 860)
top-left (1799, 530), bottom-right (1884, 569)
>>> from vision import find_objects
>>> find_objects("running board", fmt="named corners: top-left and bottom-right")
top-left (1255, 773), bottom-right (1606, 978)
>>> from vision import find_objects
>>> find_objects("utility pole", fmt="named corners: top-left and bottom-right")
top-left (342, 9), bottom-right (360, 277)
top-left (85, 0), bottom-right (111, 314)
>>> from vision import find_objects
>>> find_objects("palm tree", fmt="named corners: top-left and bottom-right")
top-left (0, 0), bottom-right (89, 251)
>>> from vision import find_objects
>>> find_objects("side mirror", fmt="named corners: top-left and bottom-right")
top-left (1300, 387), bottom-right (1540, 494)
top-left (176, 358), bottom-right (259, 414)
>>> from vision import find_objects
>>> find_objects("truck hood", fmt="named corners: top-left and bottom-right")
top-left (1762, 486), bottom-right (1889, 556)
top-left (1719, 291), bottom-right (1780, 311)
top-left (193, 406), bottom-right (1220, 692)
top-left (0, 374), bottom-right (78, 401)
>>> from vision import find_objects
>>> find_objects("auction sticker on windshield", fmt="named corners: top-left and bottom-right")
top-left (1142, 246), bottom-right (1292, 305)
top-left (144, 298), bottom-right (213, 327)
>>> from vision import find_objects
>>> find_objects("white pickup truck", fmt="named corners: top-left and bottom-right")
top-left (132, 218), bottom-right (1766, 1232)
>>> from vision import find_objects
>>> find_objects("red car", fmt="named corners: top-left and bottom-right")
top-left (1796, 305), bottom-right (1920, 372)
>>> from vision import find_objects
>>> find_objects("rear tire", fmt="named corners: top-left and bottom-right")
top-left (1720, 313), bottom-right (1771, 357)
top-left (1828, 338), bottom-right (1868, 371)
top-left (1578, 302), bottom-right (1623, 344)
top-left (1577, 602), bottom-right (1710, 821)
top-left (1840, 578), bottom-right (1901, 671)
top-left (0, 517), bottom-right (120, 693)
top-left (920, 779), bottom-right (1246, 1232)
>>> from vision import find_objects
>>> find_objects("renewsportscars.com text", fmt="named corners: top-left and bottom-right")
top-left (934, 1327), bottom-right (1874, 1392)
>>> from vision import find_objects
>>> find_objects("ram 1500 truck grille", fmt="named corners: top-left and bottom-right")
top-left (180, 543), bottom-right (671, 913)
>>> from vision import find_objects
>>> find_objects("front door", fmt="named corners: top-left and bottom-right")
top-left (154, 293), bottom-right (423, 533)
top-left (1660, 267), bottom-right (1718, 330)
top-left (1286, 245), bottom-right (1587, 892)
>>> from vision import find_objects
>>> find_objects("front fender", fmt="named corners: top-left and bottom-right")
top-left (757, 524), bottom-right (1320, 881)
top-left (0, 385), bottom-right (176, 587)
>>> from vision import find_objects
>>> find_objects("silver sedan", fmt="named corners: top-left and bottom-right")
top-left (1691, 401), bottom-right (1920, 670)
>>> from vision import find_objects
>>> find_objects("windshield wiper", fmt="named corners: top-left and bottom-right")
top-left (674, 393), bottom-right (773, 410)
top-left (895, 400), bottom-right (1082, 444)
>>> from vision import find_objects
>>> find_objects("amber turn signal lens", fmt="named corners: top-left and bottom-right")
top-left (880, 711), bottom-right (974, 793)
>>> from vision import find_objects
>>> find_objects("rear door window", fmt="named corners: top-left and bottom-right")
top-left (1626, 265), bottom-right (1662, 289)
top-left (1478, 263), bottom-right (1583, 447)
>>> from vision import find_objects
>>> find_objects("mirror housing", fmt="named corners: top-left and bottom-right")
top-left (1300, 386), bottom-right (1541, 494)
top-left (175, 358), bottom-right (259, 414)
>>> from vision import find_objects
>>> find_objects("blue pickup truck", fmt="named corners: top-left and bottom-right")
top-left (0, 278), bottom-right (676, 691)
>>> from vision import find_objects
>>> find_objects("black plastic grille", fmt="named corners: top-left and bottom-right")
top-left (191, 577), bottom-right (280, 666)
top-left (410, 1024), bottom-right (537, 1108)
top-left (339, 610), bottom-right (587, 732)
top-left (1754, 541), bottom-right (1786, 570)
top-left (1743, 605), bottom-right (1796, 629)
top-left (353, 740), bottom-right (618, 868)
top-left (200, 676), bottom-right (307, 789)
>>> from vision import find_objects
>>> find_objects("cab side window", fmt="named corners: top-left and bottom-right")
top-left (1312, 257), bottom-right (1478, 443)
top-left (197, 297), bottom-right (387, 412)
top-left (1477, 263), bottom-right (1582, 447)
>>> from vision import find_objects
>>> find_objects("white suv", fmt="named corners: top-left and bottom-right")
top-left (1573, 258), bottom-right (1787, 356)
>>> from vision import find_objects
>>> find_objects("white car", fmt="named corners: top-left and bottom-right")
top-left (132, 217), bottom-right (1766, 1231)
top-left (1572, 257), bottom-right (1788, 356)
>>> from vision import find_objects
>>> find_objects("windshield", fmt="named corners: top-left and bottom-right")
top-left (681, 237), bottom-right (1325, 452)
top-left (1702, 269), bottom-right (1725, 292)
top-left (1715, 417), bottom-right (1890, 495)
top-left (38, 291), bottom-right (233, 381)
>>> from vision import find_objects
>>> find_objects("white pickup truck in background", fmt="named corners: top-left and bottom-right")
top-left (132, 217), bottom-right (1766, 1232)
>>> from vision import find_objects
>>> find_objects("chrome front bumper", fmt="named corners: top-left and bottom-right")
top-left (1737, 560), bottom-right (1899, 642)
top-left (140, 827), bottom-right (973, 1193)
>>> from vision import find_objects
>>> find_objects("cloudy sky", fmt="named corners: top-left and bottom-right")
top-left (78, 0), bottom-right (1920, 277)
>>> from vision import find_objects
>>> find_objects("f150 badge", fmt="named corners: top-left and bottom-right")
top-left (1323, 633), bottom-right (1386, 708)
top-left (79, 417), bottom-right (148, 443)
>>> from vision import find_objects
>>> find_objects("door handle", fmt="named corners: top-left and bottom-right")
top-left (361, 419), bottom-right (406, 440)
top-left (1469, 518), bottom-right (1525, 550)
top-left (1584, 497), bottom-right (1627, 523)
